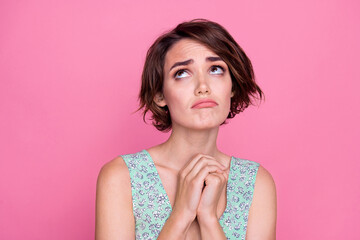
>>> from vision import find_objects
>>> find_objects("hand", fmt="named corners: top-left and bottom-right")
top-left (171, 154), bottom-right (227, 223)
top-left (196, 168), bottom-right (229, 222)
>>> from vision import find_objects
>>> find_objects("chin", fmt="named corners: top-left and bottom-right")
top-left (172, 113), bottom-right (229, 130)
top-left (188, 119), bottom-right (227, 130)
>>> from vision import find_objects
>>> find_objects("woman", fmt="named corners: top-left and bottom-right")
top-left (96, 19), bottom-right (277, 240)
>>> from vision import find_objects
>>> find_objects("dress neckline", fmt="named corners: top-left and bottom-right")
top-left (142, 149), bottom-right (234, 221)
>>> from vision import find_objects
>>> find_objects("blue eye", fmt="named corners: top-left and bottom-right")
top-left (210, 65), bottom-right (224, 75)
top-left (174, 69), bottom-right (190, 79)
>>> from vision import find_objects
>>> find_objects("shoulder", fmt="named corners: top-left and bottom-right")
top-left (246, 164), bottom-right (277, 239)
top-left (254, 165), bottom-right (276, 196)
top-left (95, 156), bottom-right (135, 239)
top-left (97, 156), bottom-right (131, 190)
top-left (95, 156), bottom-right (133, 210)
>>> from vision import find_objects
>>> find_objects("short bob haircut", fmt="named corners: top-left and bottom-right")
top-left (138, 18), bottom-right (263, 132)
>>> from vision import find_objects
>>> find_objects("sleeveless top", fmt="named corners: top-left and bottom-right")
top-left (121, 150), bottom-right (259, 240)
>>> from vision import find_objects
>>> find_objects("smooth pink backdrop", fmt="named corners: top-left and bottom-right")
top-left (1, 0), bottom-right (359, 239)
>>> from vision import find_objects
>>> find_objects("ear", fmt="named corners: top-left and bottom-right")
top-left (154, 92), bottom-right (167, 107)
top-left (231, 91), bottom-right (235, 97)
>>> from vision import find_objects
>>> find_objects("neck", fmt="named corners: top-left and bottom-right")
top-left (153, 124), bottom-right (223, 171)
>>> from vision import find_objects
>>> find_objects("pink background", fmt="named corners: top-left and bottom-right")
top-left (1, 0), bottom-right (359, 239)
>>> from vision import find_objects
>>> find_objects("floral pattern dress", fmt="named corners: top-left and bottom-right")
top-left (121, 150), bottom-right (259, 240)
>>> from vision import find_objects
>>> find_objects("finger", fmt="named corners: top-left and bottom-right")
top-left (222, 171), bottom-right (229, 181)
top-left (186, 158), bottom-right (226, 180)
top-left (209, 171), bottom-right (226, 180)
top-left (215, 169), bottom-right (229, 179)
top-left (206, 172), bottom-right (227, 185)
top-left (192, 165), bottom-right (225, 186)
top-left (180, 154), bottom-right (217, 179)
top-left (184, 153), bottom-right (216, 171)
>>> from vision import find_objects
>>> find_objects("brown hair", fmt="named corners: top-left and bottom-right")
top-left (138, 18), bottom-right (263, 132)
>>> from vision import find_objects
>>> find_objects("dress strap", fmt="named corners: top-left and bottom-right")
top-left (121, 150), bottom-right (172, 239)
top-left (219, 157), bottom-right (259, 239)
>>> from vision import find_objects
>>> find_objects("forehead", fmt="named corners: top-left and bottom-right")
top-left (164, 39), bottom-right (218, 67)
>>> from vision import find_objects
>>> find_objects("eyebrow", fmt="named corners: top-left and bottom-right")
top-left (169, 56), bottom-right (223, 71)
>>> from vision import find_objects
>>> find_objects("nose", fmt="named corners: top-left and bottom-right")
top-left (194, 73), bottom-right (211, 96)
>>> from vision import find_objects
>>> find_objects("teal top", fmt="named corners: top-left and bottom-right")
top-left (121, 150), bottom-right (259, 240)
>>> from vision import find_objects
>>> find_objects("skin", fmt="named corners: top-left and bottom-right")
top-left (95, 39), bottom-right (277, 239)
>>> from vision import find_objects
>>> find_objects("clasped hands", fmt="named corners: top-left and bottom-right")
top-left (172, 154), bottom-right (229, 226)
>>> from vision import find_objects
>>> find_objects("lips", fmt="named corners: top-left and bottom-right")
top-left (191, 99), bottom-right (218, 109)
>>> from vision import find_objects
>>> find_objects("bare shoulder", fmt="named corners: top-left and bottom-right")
top-left (253, 165), bottom-right (277, 198)
top-left (246, 164), bottom-right (277, 240)
top-left (95, 156), bottom-right (135, 240)
top-left (97, 156), bottom-right (130, 189)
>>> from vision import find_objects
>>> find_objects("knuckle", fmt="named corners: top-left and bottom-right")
top-left (179, 171), bottom-right (186, 179)
top-left (214, 177), bottom-right (221, 184)
top-left (203, 165), bottom-right (211, 171)
top-left (195, 153), bottom-right (204, 158)
top-left (184, 176), bottom-right (191, 184)
top-left (212, 175), bottom-right (222, 184)
top-left (189, 180), bottom-right (198, 188)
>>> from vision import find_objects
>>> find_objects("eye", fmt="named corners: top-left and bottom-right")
top-left (174, 69), bottom-right (190, 79)
top-left (209, 65), bottom-right (225, 75)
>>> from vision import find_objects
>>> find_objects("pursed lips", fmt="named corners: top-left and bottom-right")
top-left (191, 99), bottom-right (218, 109)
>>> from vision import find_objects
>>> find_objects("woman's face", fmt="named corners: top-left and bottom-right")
top-left (155, 38), bottom-right (233, 130)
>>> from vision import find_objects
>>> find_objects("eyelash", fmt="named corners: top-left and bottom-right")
top-left (173, 65), bottom-right (225, 79)
top-left (173, 69), bottom-right (187, 79)
top-left (210, 65), bottom-right (225, 73)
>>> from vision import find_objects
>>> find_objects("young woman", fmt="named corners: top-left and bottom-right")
top-left (96, 19), bottom-right (277, 240)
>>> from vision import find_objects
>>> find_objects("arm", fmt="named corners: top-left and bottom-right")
top-left (197, 171), bottom-right (228, 240)
top-left (246, 165), bottom-right (277, 240)
top-left (95, 157), bottom-right (135, 240)
top-left (156, 209), bottom-right (193, 240)
top-left (198, 217), bottom-right (227, 240)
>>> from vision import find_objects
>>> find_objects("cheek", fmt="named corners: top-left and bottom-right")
top-left (214, 80), bottom-right (232, 98)
top-left (163, 85), bottom-right (186, 109)
top-left (218, 82), bottom-right (233, 111)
